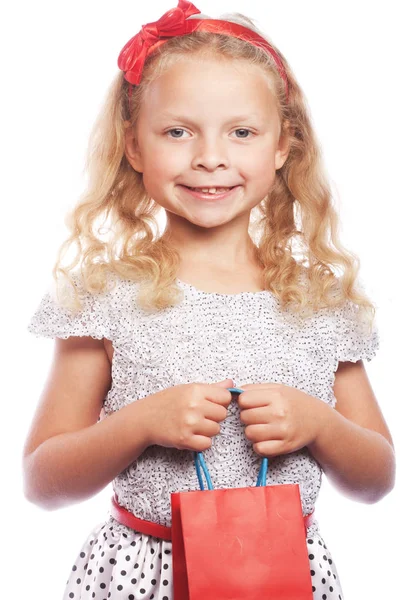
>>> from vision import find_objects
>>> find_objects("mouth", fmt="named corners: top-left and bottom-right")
top-left (179, 185), bottom-right (240, 201)
top-left (184, 186), bottom-right (235, 193)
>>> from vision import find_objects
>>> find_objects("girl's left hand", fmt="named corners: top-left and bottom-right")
top-left (238, 383), bottom-right (326, 457)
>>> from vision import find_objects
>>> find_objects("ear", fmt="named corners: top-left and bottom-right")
top-left (274, 120), bottom-right (292, 170)
top-left (124, 124), bottom-right (144, 173)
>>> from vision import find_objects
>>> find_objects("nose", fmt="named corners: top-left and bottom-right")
top-left (191, 135), bottom-right (230, 171)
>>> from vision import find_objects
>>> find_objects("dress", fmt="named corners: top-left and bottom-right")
top-left (27, 272), bottom-right (380, 600)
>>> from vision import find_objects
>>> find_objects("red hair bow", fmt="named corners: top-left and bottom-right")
top-left (118, 0), bottom-right (201, 84)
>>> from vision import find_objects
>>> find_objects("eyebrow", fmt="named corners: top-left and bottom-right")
top-left (157, 112), bottom-right (263, 125)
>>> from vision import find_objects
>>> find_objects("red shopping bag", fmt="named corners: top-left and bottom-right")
top-left (171, 387), bottom-right (314, 600)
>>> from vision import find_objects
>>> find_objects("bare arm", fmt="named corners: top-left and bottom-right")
top-left (22, 336), bottom-right (151, 511)
top-left (23, 401), bottom-right (151, 511)
top-left (308, 360), bottom-right (396, 503)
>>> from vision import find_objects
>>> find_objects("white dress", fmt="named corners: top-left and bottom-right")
top-left (27, 272), bottom-right (380, 599)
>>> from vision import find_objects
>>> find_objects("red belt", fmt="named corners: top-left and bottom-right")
top-left (110, 493), bottom-right (315, 541)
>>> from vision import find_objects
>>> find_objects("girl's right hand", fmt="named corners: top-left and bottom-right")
top-left (141, 379), bottom-right (234, 452)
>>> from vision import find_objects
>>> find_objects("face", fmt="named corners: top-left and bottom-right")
top-left (125, 55), bottom-right (290, 232)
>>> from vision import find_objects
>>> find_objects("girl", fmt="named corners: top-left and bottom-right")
top-left (24, 1), bottom-right (395, 599)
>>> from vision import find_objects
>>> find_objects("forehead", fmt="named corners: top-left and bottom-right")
top-left (140, 56), bottom-right (279, 122)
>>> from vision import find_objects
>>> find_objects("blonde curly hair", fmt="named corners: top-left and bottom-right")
top-left (52, 11), bottom-right (376, 331)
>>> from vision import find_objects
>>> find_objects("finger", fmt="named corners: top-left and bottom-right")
top-left (244, 423), bottom-right (283, 443)
top-left (252, 440), bottom-right (287, 458)
top-left (239, 406), bottom-right (270, 425)
top-left (238, 391), bottom-right (273, 409)
top-left (203, 400), bottom-right (228, 423)
top-left (206, 387), bottom-right (233, 407)
top-left (240, 383), bottom-right (279, 391)
top-left (192, 418), bottom-right (221, 438)
top-left (190, 435), bottom-right (213, 452)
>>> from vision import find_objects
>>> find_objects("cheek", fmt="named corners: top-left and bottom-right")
top-left (242, 154), bottom-right (277, 189)
top-left (141, 152), bottom-right (184, 200)
top-left (237, 138), bottom-right (277, 177)
top-left (143, 144), bottom-right (184, 180)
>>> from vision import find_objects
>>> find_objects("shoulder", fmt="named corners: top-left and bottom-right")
top-left (27, 270), bottom-right (142, 342)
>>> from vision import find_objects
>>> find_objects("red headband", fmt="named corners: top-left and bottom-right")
top-left (118, 0), bottom-right (289, 102)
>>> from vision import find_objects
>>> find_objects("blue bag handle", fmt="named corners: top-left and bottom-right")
top-left (193, 387), bottom-right (268, 490)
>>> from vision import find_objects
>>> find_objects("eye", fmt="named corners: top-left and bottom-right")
top-left (234, 128), bottom-right (253, 139)
top-left (165, 128), bottom-right (189, 138)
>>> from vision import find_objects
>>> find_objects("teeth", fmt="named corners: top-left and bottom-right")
top-left (193, 187), bottom-right (231, 194)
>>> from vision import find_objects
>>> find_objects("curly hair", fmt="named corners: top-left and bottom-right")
top-left (52, 11), bottom-right (376, 331)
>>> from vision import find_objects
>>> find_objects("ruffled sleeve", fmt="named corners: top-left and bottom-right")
top-left (334, 298), bottom-right (380, 366)
top-left (27, 273), bottom-right (114, 341)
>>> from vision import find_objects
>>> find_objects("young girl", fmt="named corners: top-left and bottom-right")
top-left (24, 1), bottom-right (395, 599)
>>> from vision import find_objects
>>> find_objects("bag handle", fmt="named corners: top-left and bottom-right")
top-left (193, 387), bottom-right (269, 490)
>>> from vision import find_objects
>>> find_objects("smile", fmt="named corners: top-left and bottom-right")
top-left (186, 186), bottom-right (233, 194)
top-left (179, 185), bottom-right (239, 201)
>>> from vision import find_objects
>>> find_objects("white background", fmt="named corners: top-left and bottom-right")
top-left (2, 1), bottom-right (399, 598)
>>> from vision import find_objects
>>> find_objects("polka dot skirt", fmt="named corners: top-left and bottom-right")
top-left (63, 520), bottom-right (173, 600)
top-left (63, 518), bottom-right (344, 599)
